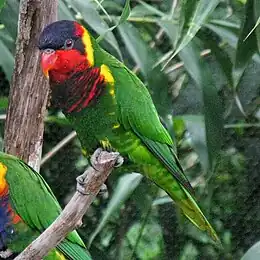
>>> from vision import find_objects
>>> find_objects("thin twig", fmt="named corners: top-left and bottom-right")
top-left (101, 15), bottom-right (159, 23)
top-left (41, 131), bottom-right (77, 166)
top-left (15, 149), bottom-right (121, 260)
top-left (164, 49), bottom-right (211, 74)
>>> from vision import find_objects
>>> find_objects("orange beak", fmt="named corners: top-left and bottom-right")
top-left (40, 49), bottom-right (58, 78)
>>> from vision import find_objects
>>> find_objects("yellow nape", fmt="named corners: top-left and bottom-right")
top-left (81, 148), bottom-right (88, 157)
top-left (100, 64), bottom-right (115, 85)
top-left (0, 162), bottom-right (7, 193)
top-left (81, 26), bottom-right (94, 66)
top-left (100, 138), bottom-right (112, 150)
top-left (113, 123), bottom-right (120, 129)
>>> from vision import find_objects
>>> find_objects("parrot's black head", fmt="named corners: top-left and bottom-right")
top-left (38, 20), bottom-right (93, 81)
top-left (38, 20), bottom-right (81, 51)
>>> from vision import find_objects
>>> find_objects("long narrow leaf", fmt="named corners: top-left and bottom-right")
top-left (162, 0), bottom-right (220, 69)
top-left (88, 173), bottom-right (143, 247)
top-left (0, 39), bottom-right (14, 81)
top-left (96, 0), bottom-right (131, 43)
top-left (233, 0), bottom-right (258, 88)
top-left (58, 0), bottom-right (75, 20)
top-left (0, 0), bottom-right (5, 12)
top-left (253, 0), bottom-right (260, 51)
top-left (69, 0), bottom-right (122, 59)
top-left (199, 32), bottom-right (233, 87)
top-left (117, 21), bottom-right (172, 117)
top-left (241, 241), bottom-right (260, 260)
top-left (179, 42), bottom-right (223, 171)
top-left (181, 115), bottom-right (209, 172)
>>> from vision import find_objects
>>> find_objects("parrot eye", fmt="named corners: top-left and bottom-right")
top-left (64, 39), bottom-right (74, 50)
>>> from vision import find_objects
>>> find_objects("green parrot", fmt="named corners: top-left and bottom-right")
top-left (38, 20), bottom-right (219, 242)
top-left (0, 151), bottom-right (92, 259)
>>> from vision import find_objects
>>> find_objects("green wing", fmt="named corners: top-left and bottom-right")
top-left (108, 61), bottom-right (194, 194)
top-left (0, 152), bottom-right (91, 260)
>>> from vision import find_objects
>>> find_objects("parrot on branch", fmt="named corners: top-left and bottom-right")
top-left (0, 152), bottom-right (92, 260)
top-left (38, 20), bottom-right (219, 243)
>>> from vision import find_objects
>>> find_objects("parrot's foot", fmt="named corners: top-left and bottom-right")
top-left (99, 183), bottom-right (108, 194)
top-left (76, 171), bottom-right (108, 196)
top-left (76, 172), bottom-right (92, 195)
top-left (90, 148), bottom-right (124, 170)
top-left (114, 155), bottom-right (124, 168)
top-left (90, 148), bottom-right (103, 171)
top-left (0, 249), bottom-right (13, 258)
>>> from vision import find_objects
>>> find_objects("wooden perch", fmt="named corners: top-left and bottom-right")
top-left (14, 149), bottom-right (122, 260)
top-left (4, 0), bottom-right (57, 172)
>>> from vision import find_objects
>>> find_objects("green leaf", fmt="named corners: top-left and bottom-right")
top-left (241, 241), bottom-right (260, 260)
top-left (0, 0), bottom-right (6, 12)
top-left (58, 0), bottom-right (75, 20)
top-left (206, 19), bottom-right (260, 64)
top-left (93, 0), bottom-right (112, 22)
top-left (0, 39), bottom-right (14, 81)
top-left (131, 4), bottom-right (161, 17)
top-left (199, 32), bottom-right (233, 87)
top-left (179, 41), bottom-right (223, 171)
top-left (88, 173), bottom-right (143, 247)
top-left (44, 115), bottom-right (70, 126)
top-left (69, 0), bottom-right (122, 59)
top-left (206, 20), bottom-right (240, 48)
top-left (0, 0), bottom-right (19, 39)
top-left (254, 0), bottom-right (260, 51)
top-left (118, 0), bottom-right (131, 25)
top-left (137, 0), bottom-right (165, 17)
top-left (157, 20), bottom-right (178, 47)
top-left (117, 21), bottom-right (153, 78)
top-left (233, 0), bottom-right (258, 88)
top-left (0, 96), bottom-right (8, 109)
top-left (181, 115), bottom-right (209, 172)
top-left (117, 21), bottom-right (172, 117)
top-left (96, 0), bottom-right (131, 43)
top-left (162, 0), bottom-right (220, 69)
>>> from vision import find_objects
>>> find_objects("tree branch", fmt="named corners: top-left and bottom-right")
top-left (15, 149), bottom-right (122, 260)
top-left (4, 0), bottom-right (57, 172)
top-left (41, 131), bottom-right (77, 166)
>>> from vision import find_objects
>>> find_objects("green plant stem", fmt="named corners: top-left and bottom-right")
top-left (100, 15), bottom-right (158, 23)
top-left (129, 201), bottom-right (153, 260)
top-left (224, 123), bottom-right (260, 128)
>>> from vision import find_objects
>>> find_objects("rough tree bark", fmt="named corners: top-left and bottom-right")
top-left (4, 0), bottom-right (57, 171)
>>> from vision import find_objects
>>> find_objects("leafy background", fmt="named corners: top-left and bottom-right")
top-left (0, 0), bottom-right (260, 259)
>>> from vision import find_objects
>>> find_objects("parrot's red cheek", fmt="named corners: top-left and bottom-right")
top-left (41, 49), bottom-right (89, 83)
top-left (41, 50), bottom-right (58, 78)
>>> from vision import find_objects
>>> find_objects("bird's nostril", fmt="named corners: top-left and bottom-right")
top-left (44, 48), bottom-right (55, 54)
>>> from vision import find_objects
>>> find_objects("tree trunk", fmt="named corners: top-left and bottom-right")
top-left (4, 0), bottom-right (57, 171)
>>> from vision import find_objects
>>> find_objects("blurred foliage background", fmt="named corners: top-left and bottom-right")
top-left (0, 0), bottom-right (260, 259)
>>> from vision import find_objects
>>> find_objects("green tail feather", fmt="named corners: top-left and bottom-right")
top-left (179, 188), bottom-right (221, 245)
top-left (57, 239), bottom-right (92, 260)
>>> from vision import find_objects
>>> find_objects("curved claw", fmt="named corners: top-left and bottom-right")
top-left (99, 183), bottom-right (108, 195)
top-left (90, 148), bottom-right (103, 171)
top-left (114, 156), bottom-right (124, 168)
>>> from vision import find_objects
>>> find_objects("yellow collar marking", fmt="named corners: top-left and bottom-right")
top-left (100, 64), bottom-right (115, 85)
top-left (81, 26), bottom-right (94, 67)
top-left (0, 163), bottom-right (8, 193)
